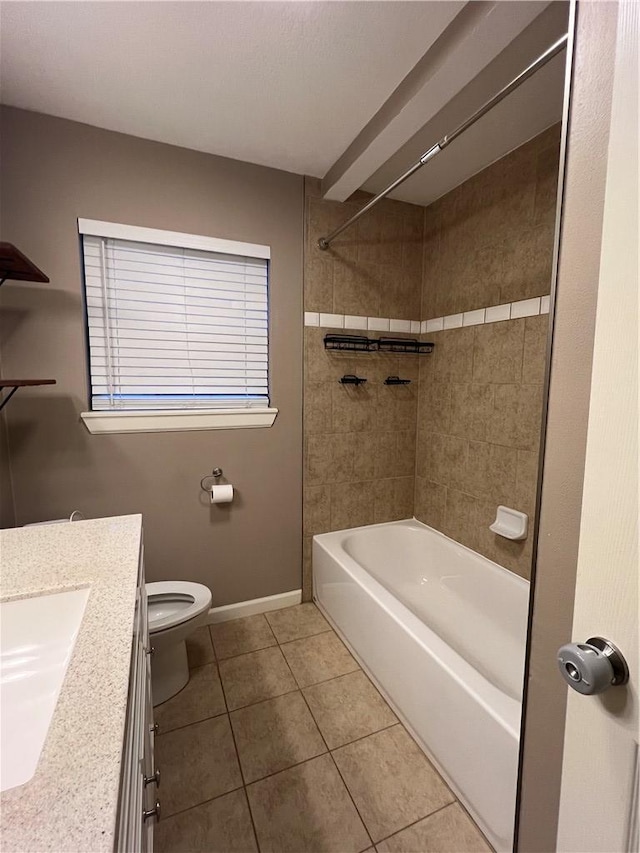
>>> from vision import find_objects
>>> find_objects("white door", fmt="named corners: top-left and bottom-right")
top-left (556, 2), bottom-right (638, 851)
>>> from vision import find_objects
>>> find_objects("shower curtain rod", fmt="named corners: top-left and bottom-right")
top-left (318, 32), bottom-right (568, 251)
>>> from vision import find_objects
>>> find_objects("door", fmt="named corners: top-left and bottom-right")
top-left (555, 2), bottom-right (638, 850)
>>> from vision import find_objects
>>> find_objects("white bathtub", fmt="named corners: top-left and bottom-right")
top-left (313, 518), bottom-right (529, 852)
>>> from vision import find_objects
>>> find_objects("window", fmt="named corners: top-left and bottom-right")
top-left (78, 220), bottom-right (277, 433)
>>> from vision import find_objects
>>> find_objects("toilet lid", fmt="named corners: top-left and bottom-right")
top-left (146, 581), bottom-right (212, 633)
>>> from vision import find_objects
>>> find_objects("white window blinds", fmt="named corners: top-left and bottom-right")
top-left (80, 224), bottom-right (269, 411)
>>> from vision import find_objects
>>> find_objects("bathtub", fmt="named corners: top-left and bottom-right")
top-left (313, 518), bottom-right (529, 852)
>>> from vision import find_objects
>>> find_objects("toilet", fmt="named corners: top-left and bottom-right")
top-left (146, 581), bottom-right (212, 706)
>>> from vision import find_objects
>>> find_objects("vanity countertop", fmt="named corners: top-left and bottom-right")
top-left (0, 514), bottom-right (143, 852)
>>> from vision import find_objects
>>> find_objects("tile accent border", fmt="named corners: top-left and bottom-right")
top-left (304, 296), bottom-right (550, 332)
top-left (208, 589), bottom-right (302, 624)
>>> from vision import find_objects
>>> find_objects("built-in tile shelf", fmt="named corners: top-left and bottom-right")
top-left (304, 296), bottom-right (550, 332)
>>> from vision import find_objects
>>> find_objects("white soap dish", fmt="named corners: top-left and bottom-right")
top-left (490, 506), bottom-right (528, 541)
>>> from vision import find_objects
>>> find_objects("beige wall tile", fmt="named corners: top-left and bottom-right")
top-left (443, 489), bottom-right (480, 551)
top-left (414, 478), bottom-right (447, 530)
top-left (416, 431), bottom-right (468, 489)
top-left (458, 243), bottom-right (504, 314)
top-left (434, 328), bottom-right (475, 383)
top-left (332, 383), bottom-right (377, 433)
top-left (500, 223), bottom-right (554, 303)
top-left (331, 481), bottom-right (376, 531)
top-left (305, 257), bottom-right (334, 313)
top-left (303, 485), bottom-right (331, 536)
top-left (489, 384), bottom-right (544, 451)
top-left (464, 440), bottom-right (518, 504)
top-left (534, 140), bottom-right (561, 227)
top-left (303, 128), bottom-right (557, 592)
top-left (304, 381), bottom-right (333, 435)
top-left (449, 383), bottom-right (494, 442)
top-left (374, 476), bottom-right (414, 523)
top-left (472, 319), bottom-right (525, 384)
top-left (417, 377), bottom-right (452, 433)
top-left (522, 314), bottom-right (549, 384)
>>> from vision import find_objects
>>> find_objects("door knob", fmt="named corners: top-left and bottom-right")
top-left (557, 636), bottom-right (629, 695)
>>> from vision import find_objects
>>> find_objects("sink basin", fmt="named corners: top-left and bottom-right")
top-left (1, 587), bottom-right (90, 792)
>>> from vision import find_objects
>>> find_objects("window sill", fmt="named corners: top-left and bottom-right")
top-left (80, 407), bottom-right (278, 435)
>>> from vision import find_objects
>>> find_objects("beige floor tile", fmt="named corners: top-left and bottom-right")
top-left (230, 691), bottom-right (325, 783)
top-left (246, 753), bottom-right (371, 853)
top-left (303, 670), bottom-right (397, 748)
top-left (154, 663), bottom-right (226, 733)
top-left (154, 715), bottom-right (242, 816)
top-left (376, 803), bottom-right (491, 853)
top-left (210, 614), bottom-right (277, 660)
top-left (154, 789), bottom-right (257, 853)
top-left (186, 625), bottom-right (215, 668)
top-left (218, 646), bottom-right (297, 711)
top-left (265, 602), bottom-right (331, 643)
top-left (280, 631), bottom-right (359, 688)
top-left (332, 725), bottom-right (454, 842)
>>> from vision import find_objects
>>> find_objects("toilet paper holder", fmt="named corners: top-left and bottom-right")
top-left (200, 467), bottom-right (225, 492)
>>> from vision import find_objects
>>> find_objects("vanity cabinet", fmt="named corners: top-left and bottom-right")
top-left (117, 547), bottom-right (159, 852)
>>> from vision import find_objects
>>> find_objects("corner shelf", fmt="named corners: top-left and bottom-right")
top-left (0, 380), bottom-right (56, 411)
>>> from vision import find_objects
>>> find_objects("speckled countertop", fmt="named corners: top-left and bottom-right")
top-left (0, 515), bottom-right (143, 853)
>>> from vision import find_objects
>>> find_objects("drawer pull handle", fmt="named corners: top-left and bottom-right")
top-left (144, 769), bottom-right (161, 788)
top-left (143, 801), bottom-right (160, 823)
top-left (146, 646), bottom-right (155, 657)
top-left (150, 722), bottom-right (159, 735)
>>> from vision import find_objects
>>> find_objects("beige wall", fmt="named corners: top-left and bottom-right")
top-left (0, 107), bottom-right (303, 606)
top-left (415, 127), bottom-right (561, 579)
top-left (302, 179), bottom-right (423, 596)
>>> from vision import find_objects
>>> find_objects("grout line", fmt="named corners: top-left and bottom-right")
top-left (373, 800), bottom-right (458, 847)
top-left (215, 657), bottom-right (263, 853)
top-left (154, 707), bottom-right (228, 736)
top-left (327, 721), bottom-right (400, 753)
top-left (214, 639), bottom-right (279, 663)
top-left (158, 781), bottom-right (246, 822)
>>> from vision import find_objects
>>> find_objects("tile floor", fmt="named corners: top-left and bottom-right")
top-left (153, 603), bottom-right (491, 853)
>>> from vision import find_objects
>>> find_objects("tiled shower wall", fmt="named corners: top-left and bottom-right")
top-left (303, 179), bottom-right (424, 595)
top-left (414, 125), bottom-right (560, 579)
top-left (303, 125), bottom-right (561, 595)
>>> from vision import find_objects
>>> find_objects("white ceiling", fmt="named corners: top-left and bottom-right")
top-left (0, 1), bottom-right (569, 207)
top-left (0, 0), bottom-right (462, 177)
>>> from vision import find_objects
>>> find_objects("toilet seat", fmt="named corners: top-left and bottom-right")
top-left (146, 581), bottom-right (212, 633)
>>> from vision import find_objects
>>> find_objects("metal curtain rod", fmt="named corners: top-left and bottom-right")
top-left (318, 32), bottom-right (569, 250)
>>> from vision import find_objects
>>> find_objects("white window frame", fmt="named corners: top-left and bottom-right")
top-left (78, 219), bottom-right (278, 434)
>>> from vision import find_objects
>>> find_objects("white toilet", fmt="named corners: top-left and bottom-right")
top-left (146, 581), bottom-right (212, 706)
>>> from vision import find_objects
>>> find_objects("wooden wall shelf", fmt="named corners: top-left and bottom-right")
top-left (0, 379), bottom-right (56, 411)
top-left (0, 243), bottom-right (49, 285)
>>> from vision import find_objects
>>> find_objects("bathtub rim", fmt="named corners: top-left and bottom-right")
top-left (312, 517), bottom-right (528, 738)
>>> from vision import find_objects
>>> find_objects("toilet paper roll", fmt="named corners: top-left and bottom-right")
top-left (210, 484), bottom-right (234, 504)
